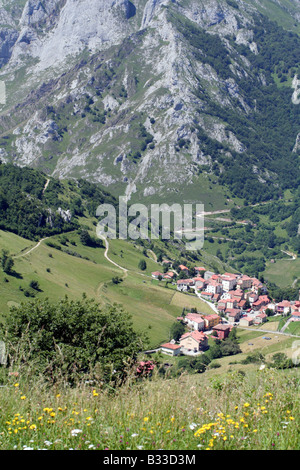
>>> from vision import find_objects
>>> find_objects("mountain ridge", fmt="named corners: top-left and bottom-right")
top-left (0, 0), bottom-right (300, 207)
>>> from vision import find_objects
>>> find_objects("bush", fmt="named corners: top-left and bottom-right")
top-left (0, 297), bottom-right (147, 385)
top-left (138, 259), bottom-right (147, 271)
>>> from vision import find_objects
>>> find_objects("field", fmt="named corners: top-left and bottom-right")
top-left (0, 229), bottom-right (216, 348)
top-left (264, 258), bottom-right (300, 288)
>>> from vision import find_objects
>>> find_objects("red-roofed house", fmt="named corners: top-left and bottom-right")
top-left (252, 295), bottom-right (270, 311)
top-left (254, 313), bottom-right (267, 324)
top-left (179, 264), bottom-right (189, 273)
top-left (276, 300), bottom-right (291, 315)
top-left (225, 298), bottom-right (239, 310)
top-left (180, 331), bottom-right (208, 352)
top-left (206, 280), bottom-right (223, 295)
top-left (160, 342), bottom-right (182, 356)
top-left (201, 291), bottom-right (214, 301)
top-left (248, 292), bottom-right (258, 304)
top-left (213, 293), bottom-right (221, 302)
top-left (227, 309), bottom-right (241, 323)
top-left (203, 314), bottom-right (221, 330)
top-left (193, 277), bottom-right (206, 290)
top-left (237, 274), bottom-right (252, 290)
top-left (240, 316), bottom-right (254, 326)
top-left (212, 324), bottom-right (231, 340)
top-left (152, 271), bottom-right (164, 279)
top-left (217, 299), bottom-right (227, 312)
top-left (194, 267), bottom-right (206, 273)
top-left (177, 279), bottom-right (194, 291)
top-left (163, 271), bottom-right (174, 280)
top-left (221, 274), bottom-right (238, 292)
top-left (251, 278), bottom-right (264, 293)
top-left (291, 311), bottom-right (300, 320)
top-left (185, 313), bottom-right (205, 331)
top-left (238, 299), bottom-right (247, 310)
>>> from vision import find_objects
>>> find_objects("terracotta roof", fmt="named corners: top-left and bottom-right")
top-left (185, 313), bottom-right (204, 323)
top-left (213, 324), bottom-right (231, 330)
top-left (161, 343), bottom-right (181, 350)
top-left (180, 331), bottom-right (207, 343)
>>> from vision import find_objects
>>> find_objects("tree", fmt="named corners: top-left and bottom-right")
top-left (80, 230), bottom-right (93, 246)
top-left (138, 259), bottom-right (147, 271)
top-left (0, 250), bottom-right (14, 275)
top-left (1, 297), bottom-right (147, 385)
top-left (170, 322), bottom-right (185, 342)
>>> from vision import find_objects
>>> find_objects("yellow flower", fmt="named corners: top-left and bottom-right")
top-left (29, 424), bottom-right (36, 430)
top-left (144, 417), bottom-right (149, 422)
top-left (289, 416), bottom-right (295, 421)
top-left (243, 403), bottom-right (250, 408)
top-left (14, 383), bottom-right (19, 387)
top-left (20, 395), bottom-right (26, 400)
top-left (56, 394), bottom-right (61, 398)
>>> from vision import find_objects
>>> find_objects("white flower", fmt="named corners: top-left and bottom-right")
top-left (88, 444), bottom-right (95, 449)
top-left (131, 433), bottom-right (138, 437)
top-left (137, 446), bottom-right (143, 450)
top-left (44, 441), bottom-right (52, 446)
top-left (23, 446), bottom-right (34, 450)
top-left (71, 429), bottom-right (83, 436)
top-left (189, 423), bottom-right (197, 430)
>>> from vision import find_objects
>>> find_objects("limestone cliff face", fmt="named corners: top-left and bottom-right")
top-left (0, 0), bottom-right (300, 205)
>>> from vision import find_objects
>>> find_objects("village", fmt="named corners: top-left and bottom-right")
top-left (151, 263), bottom-right (300, 357)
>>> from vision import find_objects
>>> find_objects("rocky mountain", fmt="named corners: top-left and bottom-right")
top-left (0, 0), bottom-right (300, 207)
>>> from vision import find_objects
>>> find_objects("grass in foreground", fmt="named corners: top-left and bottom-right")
top-left (0, 368), bottom-right (298, 450)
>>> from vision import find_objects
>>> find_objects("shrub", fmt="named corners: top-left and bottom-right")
top-left (0, 297), bottom-right (147, 385)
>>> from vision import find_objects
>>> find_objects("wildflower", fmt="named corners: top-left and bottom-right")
top-left (71, 429), bottom-right (83, 436)
top-left (131, 433), bottom-right (138, 438)
top-left (189, 423), bottom-right (197, 430)
top-left (29, 424), bottom-right (36, 430)
top-left (144, 417), bottom-right (149, 422)
top-left (14, 383), bottom-right (19, 387)
top-left (20, 395), bottom-right (26, 400)
top-left (243, 403), bottom-right (250, 408)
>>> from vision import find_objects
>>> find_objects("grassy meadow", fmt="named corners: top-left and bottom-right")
top-left (0, 365), bottom-right (298, 451)
top-left (0, 229), bottom-right (216, 348)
